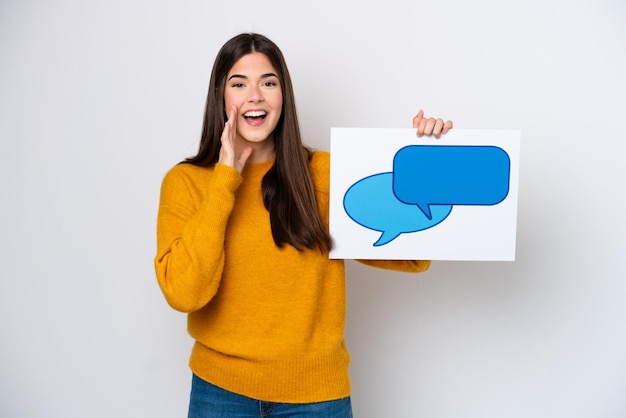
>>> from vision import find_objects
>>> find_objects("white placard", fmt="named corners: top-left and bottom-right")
top-left (329, 128), bottom-right (521, 261)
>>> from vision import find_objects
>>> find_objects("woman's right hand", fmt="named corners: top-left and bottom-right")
top-left (219, 105), bottom-right (253, 173)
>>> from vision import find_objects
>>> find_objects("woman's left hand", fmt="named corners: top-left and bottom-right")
top-left (413, 110), bottom-right (453, 139)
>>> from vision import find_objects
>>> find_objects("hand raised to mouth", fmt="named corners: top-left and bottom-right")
top-left (219, 104), bottom-right (253, 173)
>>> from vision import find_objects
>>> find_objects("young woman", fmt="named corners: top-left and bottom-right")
top-left (155, 33), bottom-right (452, 418)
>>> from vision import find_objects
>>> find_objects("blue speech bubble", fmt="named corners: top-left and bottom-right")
top-left (343, 172), bottom-right (453, 246)
top-left (393, 145), bottom-right (510, 219)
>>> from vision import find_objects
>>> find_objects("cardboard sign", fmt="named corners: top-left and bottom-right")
top-left (329, 128), bottom-right (521, 261)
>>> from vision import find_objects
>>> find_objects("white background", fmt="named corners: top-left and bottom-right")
top-left (1, 0), bottom-right (624, 417)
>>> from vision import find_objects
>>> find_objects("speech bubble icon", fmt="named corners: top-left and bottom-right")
top-left (393, 145), bottom-right (510, 219)
top-left (343, 172), bottom-right (453, 246)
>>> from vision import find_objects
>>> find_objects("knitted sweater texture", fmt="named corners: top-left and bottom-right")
top-left (154, 151), bottom-right (430, 403)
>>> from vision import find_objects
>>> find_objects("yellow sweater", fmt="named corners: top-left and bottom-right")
top-left (154, 151), bottom-right (430, 403)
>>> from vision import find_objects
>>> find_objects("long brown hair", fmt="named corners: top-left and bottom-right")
top-left (185, 33), bottom-right (332, 252)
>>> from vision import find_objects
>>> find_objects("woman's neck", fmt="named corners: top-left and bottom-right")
top-left (239, 140), bottom-right (276, 164)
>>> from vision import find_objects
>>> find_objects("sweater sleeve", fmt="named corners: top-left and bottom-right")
top-left (355, 259), bottom-right (431, 272)
top-left (154, 163), bottom-right (242, 313)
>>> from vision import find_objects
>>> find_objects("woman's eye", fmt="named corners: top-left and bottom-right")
top-left (231, 83), bottom-right (244, 88)
top-left (263, 81), bottom-right (277, 87)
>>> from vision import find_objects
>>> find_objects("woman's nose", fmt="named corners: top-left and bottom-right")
top-left (247, 85), bottom-right (263, 102)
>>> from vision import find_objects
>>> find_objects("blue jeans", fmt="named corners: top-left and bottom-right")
top-left (188, 374), bottom-right (353, 418)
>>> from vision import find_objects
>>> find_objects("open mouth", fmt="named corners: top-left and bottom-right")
top-left (243, 110), bottom-right (267, 120)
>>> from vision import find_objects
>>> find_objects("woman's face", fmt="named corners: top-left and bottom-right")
top-left (224, 52), bottom-right (283, 149)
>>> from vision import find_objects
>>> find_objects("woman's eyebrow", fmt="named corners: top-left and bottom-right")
top-left (227, 73), bottom-right (278, 81)
top-left (227, 74), bottom-right (246, 81)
